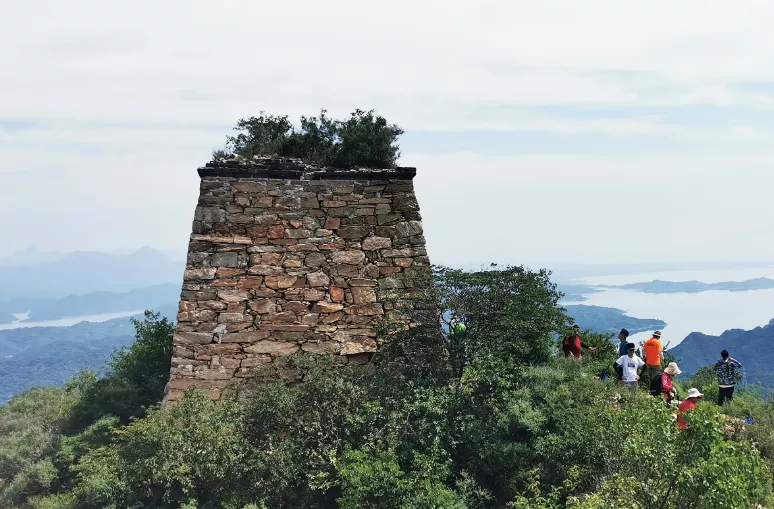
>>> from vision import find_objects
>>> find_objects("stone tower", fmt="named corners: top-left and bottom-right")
top-left (162, 158), bottom-right (429, 405)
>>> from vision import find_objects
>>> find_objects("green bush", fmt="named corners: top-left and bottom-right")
top-left (223, 109), bottom-right (404, 169)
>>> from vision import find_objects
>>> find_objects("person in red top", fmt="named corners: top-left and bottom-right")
top-left (677, 388), bottom-right (704, 429)
top-left (561, 325), bottom-right (596, 359)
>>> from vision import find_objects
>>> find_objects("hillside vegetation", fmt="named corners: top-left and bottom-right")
top-left (1, 265), bottom-right (773, 509)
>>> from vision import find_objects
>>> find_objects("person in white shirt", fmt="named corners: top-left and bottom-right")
top-left (615, 342), bottom-right (645, 390)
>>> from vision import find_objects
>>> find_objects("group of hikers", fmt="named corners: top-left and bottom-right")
top-left (562, 325), bottom-right (744, 429)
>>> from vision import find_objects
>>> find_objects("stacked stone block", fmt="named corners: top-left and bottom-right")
top-left (163, 159), bottom-right (429, 404)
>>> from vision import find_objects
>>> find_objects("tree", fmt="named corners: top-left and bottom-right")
top-left (222, 109), bottom-right (403, 169)
top-left (430, 264), bottom-right (566, 382)
top-left (68, 310), bottom-right (174, 428)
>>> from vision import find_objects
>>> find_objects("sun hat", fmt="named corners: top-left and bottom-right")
top-left (653, 331), bottom-right (662, 338)
top-left (664, 362), bottom-right (682, 376)
top-left (686, 388), bottom-right (704, 399)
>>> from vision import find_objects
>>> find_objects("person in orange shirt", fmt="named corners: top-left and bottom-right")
top-left (642, 331), bottom-right (664, 383)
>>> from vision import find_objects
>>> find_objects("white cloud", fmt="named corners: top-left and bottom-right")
top-left (4, 0), bottom-right (774, 130)
top-left (2, 0), bottom-right (774, 263)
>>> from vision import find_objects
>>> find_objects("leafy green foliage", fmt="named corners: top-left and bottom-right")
top-left (0, 311), bottom-right (174, 507)
top-left (2, 268), bottom-right (774, 508)
top-left (68, 310), bottom-right (173, 427)
top-left (431, 264), bottom-right (566, 380)
top-left (0, 388), bottom-right (78, 507)
top-left (223, 109), bottom-right (404, 169)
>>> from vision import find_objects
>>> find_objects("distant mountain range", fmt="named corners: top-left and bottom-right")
top-left (564, 305), bottom-right (666, 336)
top-left (0, 283), bottom-right (181, 322)
top-left (670, 319), bottom-right (774, 388)
top-left (608, 278), bottom-right (774, 294)
top-left (0, 246), bottom-right (185, 300)
top-left (0, 247), bottom-right (65, 267)
top-left (0, 304), bottom-right (178, 403)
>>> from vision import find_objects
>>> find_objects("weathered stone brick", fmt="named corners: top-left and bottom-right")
top-left (362, 237), bottom-right (390, 251)
top-left (330, 251), bottom-right (366, 265)
top-left (337, 226), bottom-right (370, 239)
top-left (351, 287), bottom-right (377, 304)
top-left (324, 217), bottom-right (341, 230)
top-left (217, 289), bottom-right (251, 302)
top-left (218, 312), bottom-right (246, 323)
top-left (396, 220), bottom-right (423, 237)
top-left (313, 301), bottom-right (344, 313)
top-left (330, 287), bottom-right (345, 302)
top-left (249, 300), bottom-right (276, 314)
top-left (265, 275), bottom-right (298, 289)
top-left (345, 303), bottom-right (384, 315)
top-left (184, 267), bottom-right (217, 280)
top-left (307, 271), bottom-right (331, 287)
top-left (248, 265), bottom-right (285, 276)
top-left (244, 341), bottom-right (300, 356)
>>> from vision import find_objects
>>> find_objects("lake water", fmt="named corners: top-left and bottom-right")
top-left (573, 268), bottom-right (774, 348)
top-left (0, 310), bottom-right (144, 330)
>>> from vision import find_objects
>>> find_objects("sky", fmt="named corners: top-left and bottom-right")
top-left (3, 0), bottom-right (774, 267)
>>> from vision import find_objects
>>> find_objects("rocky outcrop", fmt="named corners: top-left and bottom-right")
top-left (162, 158), bottom-right (430, 404)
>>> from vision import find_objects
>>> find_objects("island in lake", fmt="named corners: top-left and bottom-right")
top-left (557, 284), bottom-right (601, 303)
top-left (563, 305), bottom-right (666, 336)
top-left (608, 277), bottom-right (774, 294)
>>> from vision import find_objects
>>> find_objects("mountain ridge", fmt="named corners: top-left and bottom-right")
top-left (0, 247), bottom-right (184, 300)
top-left (670, 318), bottom-right (774, 387)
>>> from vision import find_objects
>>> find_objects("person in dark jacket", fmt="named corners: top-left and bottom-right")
top-left (614, 329), bottom-right (630, 380)
top-left (617, 328), bottom-right (630, 357)
top-left (562, 325), bottom-right (596, 359)
top-left (714, 350), bottom-right (743, 405)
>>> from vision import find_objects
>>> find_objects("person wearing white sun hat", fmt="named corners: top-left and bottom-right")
top-left (677, 388), bottom-right (704, 429)
top-left (650, 362), bottom-right (681, 405)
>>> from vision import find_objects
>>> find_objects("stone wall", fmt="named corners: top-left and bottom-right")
top-left (162, 159), bottom-right (429, 404)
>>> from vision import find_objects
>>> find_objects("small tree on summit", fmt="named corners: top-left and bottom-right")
top-left (219, 108), bottom-right (404, 169)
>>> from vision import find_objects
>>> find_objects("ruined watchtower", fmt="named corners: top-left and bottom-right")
top-left (162, 158), bottom-right (429, 404)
